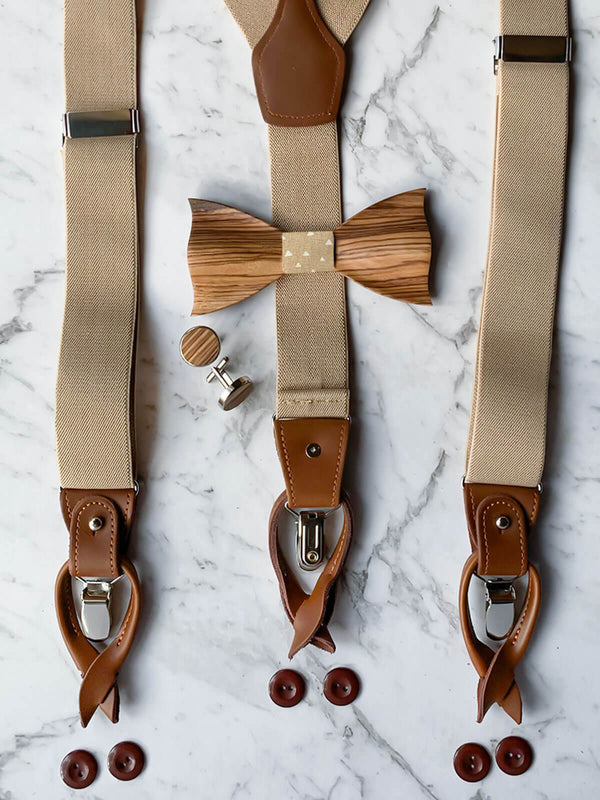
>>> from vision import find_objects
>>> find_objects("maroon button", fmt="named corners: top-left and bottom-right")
top-left (453, 743), bottom-right (491, 782)
top-left (269, 669), bottom-right (306, 707)
top-left (107, 741), bottom-right (145, 781)
top-left (60, 749), bottom-right (98, 789)
top-left (323, 667), bottom-right (360, 706)
top-left (495, 736), bottom-right (533, 775)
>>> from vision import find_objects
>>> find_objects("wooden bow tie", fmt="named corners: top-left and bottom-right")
top-left (187, 189), bottom-right (432, 313)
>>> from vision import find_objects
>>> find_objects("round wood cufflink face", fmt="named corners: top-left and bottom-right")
top-left (269, 669), bottom-right (306, 707)
top-left (107, 741), bottom-right (145, 781)
top-left (323, 667), bottom-right (360, 706)
top-left (60, 749), bottom-right (98, 789)
top-left (495, 736), bottom-right (533, 775)
top-left (453, 743), bottom-right (491, 782)
top-left (180, 326), bottom-right (221, 366)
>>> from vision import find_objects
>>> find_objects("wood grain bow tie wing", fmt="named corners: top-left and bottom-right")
top-left (187, 189), bottom-right (432, 314)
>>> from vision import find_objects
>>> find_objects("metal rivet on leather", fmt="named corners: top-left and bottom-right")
top-left (107, 741), bottom-right (145, 781)
top-left (323, 667), bottom-right (360, 706)
top-left (453, 743), bottom-right (491, 782)
top-left (269, 669), bottom-right (306, 707)
top-left (306, 442), bottom-right (321, 458)
top-left (495, 736), bottom-right (533, 775)
top-left (180, 325), bottom-right (221, 366)
top-left (60, 749), bottom-right (98, 789)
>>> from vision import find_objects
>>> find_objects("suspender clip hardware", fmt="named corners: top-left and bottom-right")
top-left (75, 575), bottom-right (123, 642)
top-left (479, 576), bottom-right (517, 641)
top-left (285, 506), bottom-right (333, 571)
top-left (494, 35), bottom-right (572, 74)
top-left (62, 108), bottom-right (140, 144)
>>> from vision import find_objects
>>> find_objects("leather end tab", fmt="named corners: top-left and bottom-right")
top-left (463, 483), bottom-right (540, 578)
top-left (274, 418), bottom-right (349, 508)
top-left (252, 0), bottom-right (346, 127)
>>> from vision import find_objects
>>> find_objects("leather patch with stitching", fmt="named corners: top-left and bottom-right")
top-left (252, 0), bottom-right (346, 127)
top-left (274, 418), bottom-right (349, 508)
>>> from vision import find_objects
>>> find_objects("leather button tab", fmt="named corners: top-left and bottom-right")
top-left (108, 741), bottom-right (145, 781)
top-left (60, 749), bottom-right (98, 789)
top-left (323, 667), bottom-right (360, 705)
top-left (453, 743), bottom-right (491, 782)
top-left (495, 736), bottom-right (533, 775)
top-left (269, 669), bottom-right (305, 707)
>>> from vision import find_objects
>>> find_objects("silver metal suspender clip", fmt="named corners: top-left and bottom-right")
top-left (494, 35), bottom-right (573, 74)
top-left (474, 573), bottom-right (518, 641)
top-left (62, 108), bottom-right (140, 143)
top-left (285, 505), bottom-right (340, 571)
top-left (74, 574), bottom-right (124, 641)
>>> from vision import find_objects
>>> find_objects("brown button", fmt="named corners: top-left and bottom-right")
top-left (453, 743), bottom-right (491, 782)
top-left (269, 669), bottom-right (305, 707)
top-left (495, 736), bottom-right (533, 775)
top-left (323, 667), bottom-right (360, 706)
top-left (60, 749), bottom-right (98, 789)
top-left (107, 741), bottom-right (145, 781)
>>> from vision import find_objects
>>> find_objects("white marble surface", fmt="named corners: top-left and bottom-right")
top-left (2, 1), bottom-right (600, 797)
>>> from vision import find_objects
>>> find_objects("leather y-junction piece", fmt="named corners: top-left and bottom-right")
top-left (192, 0), bottom-right (432, 657)
top-left (459, 0), bottom-right (571, 724)
top-left (55, 0), bottom-right (142, 725)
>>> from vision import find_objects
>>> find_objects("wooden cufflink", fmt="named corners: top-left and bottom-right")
top-left (180, 325), bottom-right (221, 366)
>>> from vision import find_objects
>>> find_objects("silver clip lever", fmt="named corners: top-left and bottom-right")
top-left (75, 576), bottom-right (123, 642)
top-left (483, 579), bottom-right (517, 641)
top-left (296, 511), bottom-right (325, 571)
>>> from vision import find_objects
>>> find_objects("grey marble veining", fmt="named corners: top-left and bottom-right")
top-left (1, 0), bottom-right (600, 797)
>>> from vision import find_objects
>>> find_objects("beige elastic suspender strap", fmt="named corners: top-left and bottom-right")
top-left (56, 0), bottom-right (138, 489)
top-left (224, 0), bottom-right (369, 419)
top-left (465, 0), bottom-right (570, 487)
top-left (459, 0), bottom-right (571, 724)
top-left (54, 0), bottom-right (142, 727)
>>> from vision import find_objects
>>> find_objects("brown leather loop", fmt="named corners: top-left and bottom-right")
top-left (55, 557), bottom-right (141, 727)
top-left (268, 490), bottom-right (353, 657)
top-left (458, 552), bottom-right (540, 723)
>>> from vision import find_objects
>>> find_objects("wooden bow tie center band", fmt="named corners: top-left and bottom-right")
top-left (186, 0), bottom-right (432, 661)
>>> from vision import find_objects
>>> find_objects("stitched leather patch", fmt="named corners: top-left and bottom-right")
top-left (274, 418), bottom-right (349, 508)
top-left (474, 494), bottom-right (528, 578)
top-left (463, 482), bottom-right (540, 550)
top-left (252, 0), bottom-right (346, 127)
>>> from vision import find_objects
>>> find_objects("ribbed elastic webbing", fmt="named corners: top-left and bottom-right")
top-left (223, 0), bottom-right (370, 419)
top-left (56, 0), bottom-right (138, 489)
top-left (465, 0), bottom-right (569, 487)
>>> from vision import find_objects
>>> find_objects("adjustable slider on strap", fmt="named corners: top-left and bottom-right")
top-left (75, 574), bottom-right (123, 642)
top-left (62, 109), bottom-right (140, 142)
top-left (494, 35), bottom-right (573, 74)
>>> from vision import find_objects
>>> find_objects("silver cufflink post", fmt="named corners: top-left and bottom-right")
top-left (206, 357), bottom-right (253, 411)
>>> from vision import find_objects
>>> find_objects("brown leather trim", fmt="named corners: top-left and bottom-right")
top-left (463, 482), bottom-right (540, 550)
top-left (273, 418), bottom-right (349, 509)
top-left (61, 488), bottom-right (136, 577)
top-left (459, 553), bottom-right (540, 723)
top-left (55, 557), bottom-right (141, 727)
top-left (268, 490), bottom-right (353, 657)
top-left (252, 0), bottom-right (346, 127)
top-left (475, 494), bottom-right (528, 578)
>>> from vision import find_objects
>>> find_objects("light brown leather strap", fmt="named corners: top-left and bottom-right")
top-left (461, 0), bottom-right (571, 721)
top-left (55, 0), bottom-right (141, 725)
top-left (269, 491), bottom-right (353, 656)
